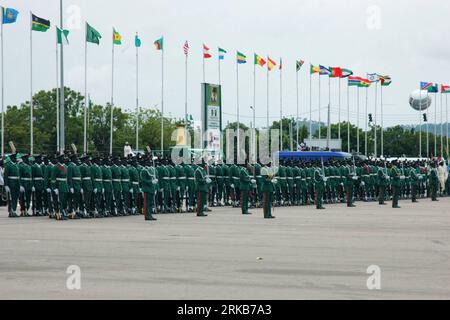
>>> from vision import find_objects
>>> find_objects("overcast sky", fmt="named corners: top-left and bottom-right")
top-left (2, 0), bottom-right (450, 129)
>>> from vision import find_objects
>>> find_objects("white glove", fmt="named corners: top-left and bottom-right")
top-left (231, 184), bottom-right (235, 188)
top-left (102, 188), bottom-right (105, 194)
top-left (80, 189), bottom-right (84, 195)
top-left (70, 188), bottom-right (74, 194)
top-left (139, 188), bottom-right (143, 193)
top-left (152, 179), bottom-right (158, 185)
top-left (323, 178), bottom-right (328, 183)
top-left (400, 176), bottom-right (405, 180)
top-left (54, 189), bottom-right (59, 196)
top-left (5, 186), bottom-right (10, 193)
top-left (177, 186), bottom-right (180, 191)
top-left (361, 182), bottom-right (366, 186)
top-left (251, 179), bottom-right (256, 184)
top-left (94, 188), bottom-right (98, 194)
top-left (206, 178), bottom-right (212, 184)
top-left (352, 176), bottom-right (358, 181)
top-left (46, 188), bottom-right (51, 193)
top-left (272, 179), bottom-right (278, 184)
top-left (20, 186), bottom-right (25, 193)
top-left (129, 189), bottom-right (134, 194)
top-left (32, 187), bottom-right (36, 192)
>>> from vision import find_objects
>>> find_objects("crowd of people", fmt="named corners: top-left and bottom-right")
top-left (0, 151), bottom-right (449, 221)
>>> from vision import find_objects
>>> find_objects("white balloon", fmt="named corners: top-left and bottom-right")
top-left (409, 89), bottom-right (432, 111)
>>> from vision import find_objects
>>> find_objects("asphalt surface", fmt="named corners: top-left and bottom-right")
top-left (0, 198), bottom-right (449, 300)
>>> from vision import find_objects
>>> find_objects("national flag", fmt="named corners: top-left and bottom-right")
top-left (218, 48), bottom-right (227, 60)
top-left (296, 60), bottom-right (305, 72)
top-left (348, 76), bottom-right (362, 86)
top-left (330, 67), bottom-right (343, 78)
top-left (203, 44), bottom-right (212, 59)
top-left (86, 23), bottom-right (102, 44)
top-left (310, 64), bottom-right (321, 74)
top-left (379, 75), bottom-right (392, 86)
top-left (342, 68), bottom-right (353, 78)
top-left (359, 78), bottom-right (371, 87)
top-left (367, 73), bottom-right (380, 83)
top-left (154, 37), bottom-right (164, 50)
top-left (441, 85), bottom-right (450, 93)
top-left (183, 41), bottom-right (189, 56)
top-left (254, 54), bottom-right (266, 67)
top-left (31, 13), bottom-right (50, 32)
top-left (421, 82), bottom-right (438, 93)
top-left (267, 57), bottom-right (277, 71)
top-left (319, 65), bottom-right (331, 76)
top-left (237, 51), bottom-right (247, 64)
top-left (2, 7), bottom-right (19, 24)
top-left (135, 34), bottom-right (141, 48)
top-left (56, 27), bottom-right (69, 45)
top-left (113, 28), bottom-right (122, 45)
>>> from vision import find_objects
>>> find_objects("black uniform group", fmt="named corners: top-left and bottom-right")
top-left (2, 151), bottom-right (448, 221)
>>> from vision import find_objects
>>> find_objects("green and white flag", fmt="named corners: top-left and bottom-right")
top-left (57, 27), bottom-right (69, 45)
top-left (86, 22), bottom-right (102, 45)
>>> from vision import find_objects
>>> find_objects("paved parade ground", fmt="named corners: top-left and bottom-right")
top-left (0, 199), bottom-right (449, 300)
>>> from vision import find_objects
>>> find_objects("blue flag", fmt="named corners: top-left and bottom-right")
top-left (421, 82), bottom-right (439, 93)
top-left (2, 7), bottom-right (19, 24)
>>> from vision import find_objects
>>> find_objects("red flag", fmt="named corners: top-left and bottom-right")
top-left (183, 41), bottom-right (189, 56)
top-left (203, 44), bottom-right (212, 59)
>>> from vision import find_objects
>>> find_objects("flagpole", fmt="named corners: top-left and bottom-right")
top-left (87, 93), bottom-right (90, 154)
top-left (326, 75), bottom-right (331, 150)
top-left (434, 91), bottom-right (437, 156)
top-left (236, 55), bottom-right (240, 157)
top-left (381, 85), bottom-right (384, 157)
top-left (374, 81), bottom-right (378, 158)
top-left (218, 49), bottom-right (221, 86)
top-left (365, 87), bottom-right (368, 156)
top-left (30, 11), bottom-right (33, 155)
top-left (1, 10), bottom-right (4, 157)
top-left (161, 42), bottom-right (164, 154)
top-left (446, 94), bottom-right (449, 159)
top-left (296, 67), bottom-right (299, 149)
top-left (109, 28), bottom-right (115, 156)
top-left (338, 77), bottom-right (341, 143)
top-left (356, 86), bottom-right (360, 154)
top-left (280, 59), bottom-right (283, 151)
top-left (419, 89), bottom-right (422, 158)
top-left (440, 90), bottom-right (443, 157)
top-left (136, 33), bottom-right (140, 151)
top-left (184, 44), bottom-right (188, 129)
top-left (59, 0), bottom-right (65, 154)
top-left (318, 75), bottom-right (321, 140)
top-left (309, 69), bottom-right (312, 140)
top-left (202, 46), bottom-right (205, 83)
top-left (83, 22), bottom-right (88, 154)
top-left (347, 81), bottom-right (350, 153)
top-left (253, 61), bottom-right (256, 157)
top-left (427, 92), bottom-right (429, 159)
top-left (267, 62), bottom-right (270, 130)
top-left (56, 30), bottom-right (59, 152)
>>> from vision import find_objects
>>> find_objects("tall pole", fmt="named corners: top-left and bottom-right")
top-left (338, 77), bottom-right (341, 142)
top-left (434, 92), bottom-right (437, 156)
top-left (56, 33), bottom-right (59, 152)
top-left (136, 33), bottom-right (140, 151)
top-left (427, 92), bottom-right (429, 159)
top-left (1, 10), bottom-right (5, 157)
top-left (381, 85), bottom-right (384, 157)
top-left (446, 94), bottom-right (449, 159)
top-left (419, 89), bottom-right (422, 158)
top-left (184, 43), bottom-right (187, 141)
top-left (267, 64), bottom-right (270, 130)
top-left (347, 81), bottom-right (350, 153)
top-left (280, 60), bottom-right (283, 151)
top-left (296, 68), bottom-right (299, 148)
top-left (364, 86), bottom-right (368, 156)
top-left (59, 0), bottom-right (65, 154)
top-left (109, 28), bottom-right (115, 156)
top-left (374, 81), bottom-right (378, 158)
top-left (253, 62), bottom-right (256, 159)
top-left (326, 76), bottom-right (331, 150)
top-left (236, 56), bottom-right (240, 156)
top-left (318, 75), bottom-right (321, 140)
top-left (356, 86), bottom-right (360, 154)
top-left (440, 91), bottom-right (443, 157)
top-left (202, 48), bottom-right (205, 83)
top-left (160, 43), bottom-right (164, 154)
top-left (83, 23), bottom-right (88, 154)
top-left (86, 93), bottom-right (90, 154)
top-left (30, 12), bottom-right (33, 155)
top-left (309, 69), bottom-right (312, 139)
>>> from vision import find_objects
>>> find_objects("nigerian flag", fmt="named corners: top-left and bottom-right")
top-left (57, 27), bottom-right (69, 45)
top-left (86, 22), bottom-right (102, 44)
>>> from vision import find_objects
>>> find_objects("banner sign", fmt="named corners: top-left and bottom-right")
top-left (201, 83), bottom-right (222, 151)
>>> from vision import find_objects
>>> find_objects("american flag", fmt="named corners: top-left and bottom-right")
top-left (183, 41), bottom-right (189, 56)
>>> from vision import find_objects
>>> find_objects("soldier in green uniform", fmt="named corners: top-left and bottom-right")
top-left (128, 157), bottom-right (140, 215)
top-left (183, 161), bottom-right (196, 212)
top-left (215, 163), bottom-right (224, 206)
top-left (195, 161), bottom-right (210, 217)
top-left (176, 162), bottom-right (187, 212)
top-left (18, 154), bottom-right (33, 216)
top-left (222, 163), bottom-right (231, 206)
top-left (157, 160), bottom-right (170, 213)
top-left (345, 161), bottom-right (356, 208)
top-left (111, 158), bottom-right (123, 216)
top-left (168, 162), bottom-right (178, 213)
top-left (31, 155), bottom-right (45, 216)
top-left (261, 163), bottom-right (276, 219)
top-left (120, 158), bottom-right (132, 215)
top-left (91, 157), bottom-right (104, 217)
top-left (79, 156), bottom-right (93, 218)
top-left (101, 158), bottom-right (114, 217)
top-left (314, 166), bottom-right (326, 210)
top-left (239, 163), bottom-right (255, 215)
top-left (390, 162), bottom-right (401, 208)
top-left (377, 163), bottom-right (388, 205)
top-left (52, 155), bottom-right (70, 220)
top-left (141, 159), bottom-right (158, 221)
top-left (4, 154), bottom-right (20, 218)
top-left (67, 154), bottom-right (82, 219)
top-left (230, 163), bottom-right (240, 207)
top-left (410, 165), bottom-right (420, 203)
top-left (286, 163), bottom-right (294, 206)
